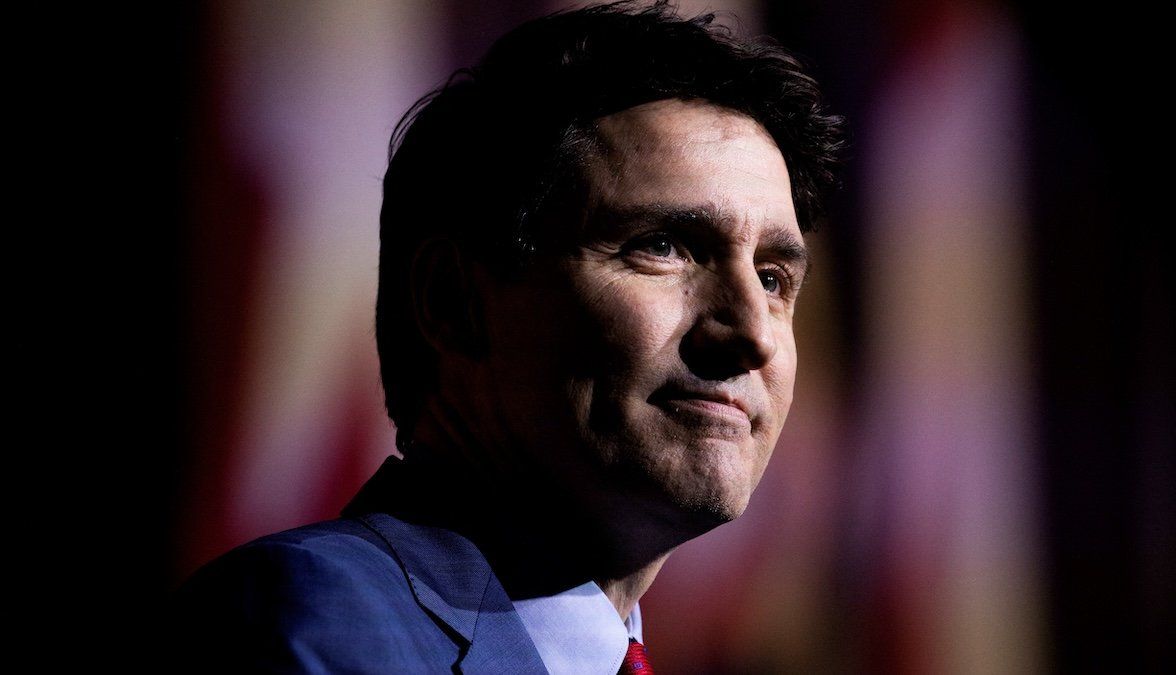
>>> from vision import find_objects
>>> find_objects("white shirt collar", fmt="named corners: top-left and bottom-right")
top-left (512, 580), bottom-right (643, 674)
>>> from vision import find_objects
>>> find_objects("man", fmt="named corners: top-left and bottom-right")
top-left (171, 1), bottom-right (843, 672)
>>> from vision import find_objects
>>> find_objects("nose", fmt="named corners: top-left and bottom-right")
top-left (681, 264), bottom-right (778, 380)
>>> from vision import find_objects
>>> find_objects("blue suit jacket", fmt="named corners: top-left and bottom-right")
top-left (172, 510), bottom-right (548, 673)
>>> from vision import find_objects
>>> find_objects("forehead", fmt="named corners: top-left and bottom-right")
top-left (582, 98), bottom-right (800, 241)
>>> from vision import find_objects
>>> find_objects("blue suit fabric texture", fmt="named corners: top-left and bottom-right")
top-left (172, 460), bottom-right (551, 673)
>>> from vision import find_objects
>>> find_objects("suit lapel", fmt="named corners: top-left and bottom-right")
top-left (356, 512), bottom-right (548, 673)
top-left (454, 571), bottom-right (550, 674)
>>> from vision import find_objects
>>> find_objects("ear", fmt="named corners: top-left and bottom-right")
top-left (409, 238), bottom-right (486, 358)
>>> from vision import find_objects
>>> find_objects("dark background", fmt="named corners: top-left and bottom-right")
top-left (27, 1), bottom-right (1170, 672)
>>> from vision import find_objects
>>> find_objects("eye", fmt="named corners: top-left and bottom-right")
top-left (758, 268), bottom-right (793, 297)
top-left (626, 231), bottom-right (686, 260)
top-left (639, 233), bottom-right (676, 257)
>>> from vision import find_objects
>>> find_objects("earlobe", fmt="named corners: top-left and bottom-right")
top-left (409, 238), bottom-right (487, 358)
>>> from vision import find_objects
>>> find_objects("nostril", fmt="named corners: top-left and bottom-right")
top-left (680, 339), bottom-right (745, 381)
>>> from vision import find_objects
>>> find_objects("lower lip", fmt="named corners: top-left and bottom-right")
top-left (658, 398), bottom-right (751, 426)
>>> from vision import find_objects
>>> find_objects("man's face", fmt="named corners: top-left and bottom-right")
top-left (476, 98), bottom-right (806, 540)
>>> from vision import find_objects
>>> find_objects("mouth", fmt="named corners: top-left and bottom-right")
top-left (649, 385), bottom-right (753, 430)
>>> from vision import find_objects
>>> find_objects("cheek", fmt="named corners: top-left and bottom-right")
top-left (572, 275), bottom-right (689, 384)
top-left (762, 329), bottom-right (798, 430)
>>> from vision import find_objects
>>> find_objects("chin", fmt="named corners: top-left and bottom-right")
top-left (648, 462), bottom-right (759, 536)
top-left (588, 418), bottom-right (768, 537)
top-left (676, 484), bottom-right (753, 527)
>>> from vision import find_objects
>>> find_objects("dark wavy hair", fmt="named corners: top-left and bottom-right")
top-left (376, 0), bottom-right (845, 452)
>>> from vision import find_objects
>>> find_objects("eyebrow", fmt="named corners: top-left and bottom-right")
top-left (587, 201), bottom-right (812, 284)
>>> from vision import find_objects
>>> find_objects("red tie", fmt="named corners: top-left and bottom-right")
top-left (619, 638), bottom-right (654, 674)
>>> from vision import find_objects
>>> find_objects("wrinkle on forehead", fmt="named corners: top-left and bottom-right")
top-left (587, 99), bottom-right (787, 189)
top-left (594, 98), bottom-right (774, 150)
top-left (585, 101), bottom-right (795, 218)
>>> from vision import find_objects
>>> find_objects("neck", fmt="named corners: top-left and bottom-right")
top-left (595, 554), bottom-right (671, 620)
top-left (353, 405), bottom-right (680, 620)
